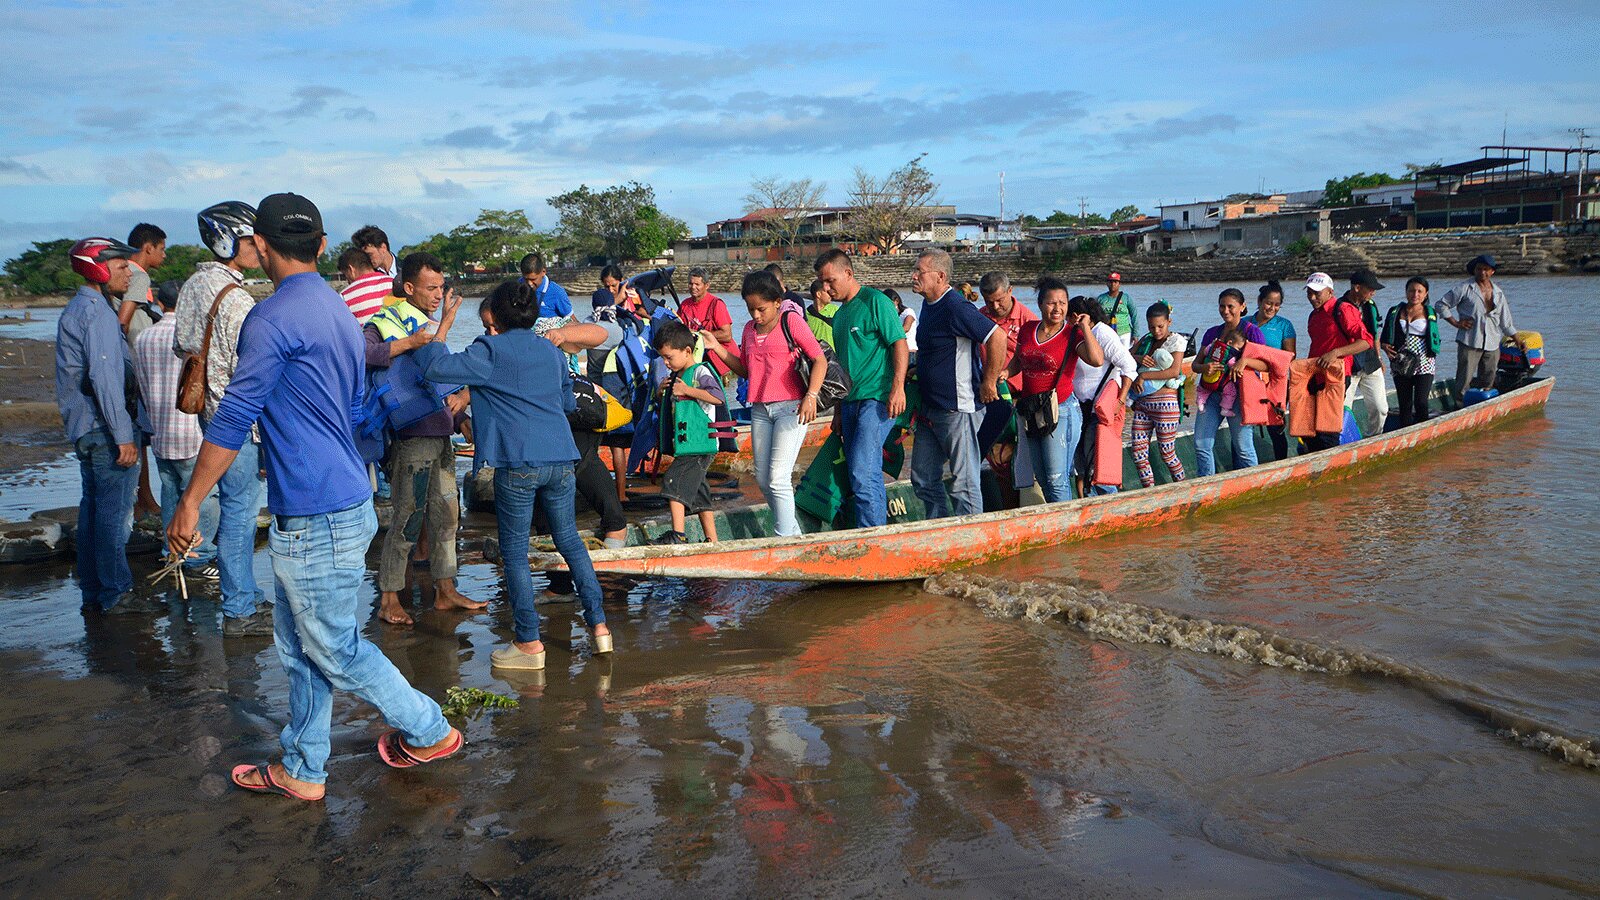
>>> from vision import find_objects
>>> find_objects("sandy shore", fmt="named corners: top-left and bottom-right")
top-left (0, 337), bottom-right (68, 472)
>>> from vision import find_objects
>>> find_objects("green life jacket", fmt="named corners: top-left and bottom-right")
top-left (1381, 303), bottom-right (1440, 356)
top-left (369, 300), bottom-right (428, 341)
top-left (660, 361), bottom-right (721, 456)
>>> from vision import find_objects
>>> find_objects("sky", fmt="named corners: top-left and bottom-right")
top-left (1, 0), bottom-right (1596, 262)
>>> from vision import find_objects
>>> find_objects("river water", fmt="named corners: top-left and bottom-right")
top-left (0, 276), bottom-right (1595, 896)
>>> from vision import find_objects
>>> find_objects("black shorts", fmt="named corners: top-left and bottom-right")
top-left (600, 429), bottom-right (633, 449)
top-left (660, 452), bottom-right (715, 514)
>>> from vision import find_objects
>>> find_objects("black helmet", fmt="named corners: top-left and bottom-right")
top-left (197, 201), bottom-right (257, 260)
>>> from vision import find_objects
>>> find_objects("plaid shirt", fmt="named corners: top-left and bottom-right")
top-left (133, 316), bottom-right (203, 460)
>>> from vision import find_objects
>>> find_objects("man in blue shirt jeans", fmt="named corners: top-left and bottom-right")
top-left (57, 237), bottom-right (150, 613)
top-left (168, 194), bottom-right (459, 803)
top-left (908, 249), bottom-right (1007, 518)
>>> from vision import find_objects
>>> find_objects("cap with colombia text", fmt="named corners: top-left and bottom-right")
top-left (254, 192), bottom-right (324, 240)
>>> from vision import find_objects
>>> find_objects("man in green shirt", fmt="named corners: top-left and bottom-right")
top-left (1096, 272), bottom-right (1140, 347)
top-left (814, 248), bottom-right (907, 527)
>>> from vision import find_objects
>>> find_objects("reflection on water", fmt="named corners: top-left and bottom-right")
top-left (0, 277), bottom-right (1596, 895)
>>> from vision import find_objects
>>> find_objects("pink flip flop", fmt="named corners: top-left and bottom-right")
top-left (230, 763), bottom-right (323, 802)
top-left (376, 728), bottom-right (463, 769)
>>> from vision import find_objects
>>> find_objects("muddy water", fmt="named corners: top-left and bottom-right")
top-left (0, 277), bottom-right (1596, 896)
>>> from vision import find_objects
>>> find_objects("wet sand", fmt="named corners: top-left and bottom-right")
top-left (0, 337), bottom-right (69, 472)
top-left (0, 277), bottom-right (1595, 895)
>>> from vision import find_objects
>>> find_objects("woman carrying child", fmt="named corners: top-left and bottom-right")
top-left (1128, 301), bottom-right (1189, 487)
top-left (1192, 288), bottom-right (1269, 477)
top-left (699, 271), bottom-right (828, 537)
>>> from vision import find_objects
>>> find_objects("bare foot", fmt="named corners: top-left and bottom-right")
top-left (378, 592), bottom-right (413, 625)
top-left (592, 622), bottom-right (611, 638)
top-left (403, 727), bottom-right (463, 761)
top-left (234, 762), bottom-right (325, 800)
top-left (433, 581), bottom-right (487, 612)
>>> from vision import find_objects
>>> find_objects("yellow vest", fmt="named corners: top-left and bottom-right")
top-left (369, 300), bottom-right (428, 341)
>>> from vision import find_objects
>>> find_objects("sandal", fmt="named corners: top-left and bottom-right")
top-left (377, 728), bottom-right (463, 769)
top-left (230, 763), bottom-right (323, 802)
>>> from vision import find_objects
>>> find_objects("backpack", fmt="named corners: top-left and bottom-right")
top-left (777, 310), bottom-right (852, 413)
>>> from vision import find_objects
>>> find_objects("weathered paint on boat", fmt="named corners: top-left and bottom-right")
top-left (539, 377), bottom-right (1554, 582)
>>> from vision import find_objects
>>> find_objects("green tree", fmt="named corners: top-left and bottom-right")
top-left (548, 182), bottom-right (682, 263)
top-left (1323, 172), bottom-right (1401, 207)
top-left (2, 238), bottom-right (80, 295)
top-left (1109, 204), bottom-right (1144, 223)
top-left (317, 239), bottom-right (354, 277)
top-left (148, 244), bottom-right (213, 285)
top-left (402, 230), bottom-right (471, 275)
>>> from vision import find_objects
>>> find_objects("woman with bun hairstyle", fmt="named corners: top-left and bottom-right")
top-left (416, 279), bottom-right (612, 671)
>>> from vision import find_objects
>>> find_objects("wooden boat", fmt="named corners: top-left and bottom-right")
top-left (530, 376), bottom-right (1554, 582)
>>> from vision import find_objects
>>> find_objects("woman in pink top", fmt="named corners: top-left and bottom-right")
top-left (699, 271), bottom-right (827, 536)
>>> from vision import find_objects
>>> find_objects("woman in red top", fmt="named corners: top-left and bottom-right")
top-left (1007, 276), bottom-right (1103, 502)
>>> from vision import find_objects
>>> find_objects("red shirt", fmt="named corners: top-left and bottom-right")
top-left (982, 301), bottom-right (1039, 392)
top-left (1015, 321), bottom-right (1080, 401)
top-left (678, 293), bottom-right (736, 376)
top-left (1306, 296), bottom-right (1372, 377)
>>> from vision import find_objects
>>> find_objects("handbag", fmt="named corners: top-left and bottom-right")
top-left (779, 310), bottom-right (851, 413)
top-left (1015, 323), bottom-right (1074, 438)
top-left (176, 283), bottom-right (244, 415)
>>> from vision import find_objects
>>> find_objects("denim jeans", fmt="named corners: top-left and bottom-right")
top-left (1021, 398), bottom-right (1081, 503)
top-left (214, 436), bottom-right (265, 618)
top-left (1194, 392), bottom-right (1258, 477)
top-left (752, 399), bottom-right (806, 537)
top-left (269, 499), bottom-right (448, 785)
top-left (74, 431), bottom-right (138, 610)
top-left (838, 399), bottom-right (895, 528)
top-left (911, 408), bottom-right (984, 518)
top-left (494, 465), bottom-right (605, 644)
top-left (156, 456), bottom-right (218, 565)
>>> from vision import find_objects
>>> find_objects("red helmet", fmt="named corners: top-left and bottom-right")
top-left (69, 237), bottom-right (137, 284)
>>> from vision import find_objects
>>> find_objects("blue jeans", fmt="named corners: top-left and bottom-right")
top-left (156, 456), bottom-right (218, 565)
top-left (494, 465), bottom-right (605, 643)
top-left (1194, 392), bottom-right (1258, 477)
top-left (215, 436), bottom-right (265, 618)
top-left (269, 499), bottom-right (448, 784)
top-left (911, 408), bottom-right (984, 518)
top-left (838, 399), bottom-right (896, 527)
top-left (751, 400), bottom-right (806, 537)
top-left (1022, 398), bottom-right (1081, 503)
top-left (74, 432), bottom-right (138, 610)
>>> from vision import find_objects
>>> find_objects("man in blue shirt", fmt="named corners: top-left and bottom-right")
top-left (57, 237), bottom-right (149, 613)
top-left (520, 251), bottom-right (573, 318)
top-left (169, 194), bottom-right (459, 802)
top-left (908, 249), bottom-right (1007, 518)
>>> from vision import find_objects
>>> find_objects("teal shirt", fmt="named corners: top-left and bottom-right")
top-left (1096, 290), bottom-right (1140, 341)
top-left (832, 286), bottom-right (906, 402)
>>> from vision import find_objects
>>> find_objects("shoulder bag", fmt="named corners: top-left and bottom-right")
top-left (1015, 323), bottom-right (1073, 438)
top-left (176, 283), bottom-right (244, 415)
top-left (779, 311), bottom-right (851, 413)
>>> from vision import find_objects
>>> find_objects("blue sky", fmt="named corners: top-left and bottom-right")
top-left (1, 0), bottom-right (1595, 261)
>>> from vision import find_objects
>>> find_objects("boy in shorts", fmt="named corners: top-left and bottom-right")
top-left (651, 321), bottom-right (723, 545)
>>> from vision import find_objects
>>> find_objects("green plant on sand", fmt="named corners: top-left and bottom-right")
top-left (440, 686), bottom-right (520, 720)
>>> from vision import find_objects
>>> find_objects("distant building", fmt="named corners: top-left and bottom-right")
top-left (1158, 194), bottom-right (1287, 231)
top-left (675, 204), bottom-right (956, 264)
top-left (1413, 145), bottom-right (1599, 228)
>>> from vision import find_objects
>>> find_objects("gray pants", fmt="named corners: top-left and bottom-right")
top-left (378, 436), bottom-right (458, 591)
top-left (1453, 344), bottom-right (1497, 402)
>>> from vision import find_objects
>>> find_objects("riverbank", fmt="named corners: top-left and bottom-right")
top-left (0, 338), bottom-right (68, 471)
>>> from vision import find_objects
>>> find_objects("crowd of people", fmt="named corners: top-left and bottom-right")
top-left (52, 192), bottom-right (1524, 800)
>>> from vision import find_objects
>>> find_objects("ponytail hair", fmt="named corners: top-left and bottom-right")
top-left (487, 278), bottom-right (542, 331)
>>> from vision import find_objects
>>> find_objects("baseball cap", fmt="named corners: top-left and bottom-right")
top-left (1304, 272), bottom-right (1334, 292)
top-left (254, 192), bottom-right (324, 241)
top-left (1107, 272), bottom-right (1122, 282)
top-left (1350, 269), bottom-right (1385, 290)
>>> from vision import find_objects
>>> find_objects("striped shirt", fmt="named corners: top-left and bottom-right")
top-left (133, 316), bottom-right (203, 460)
top-left (340, 271), bottom-right (392, 324)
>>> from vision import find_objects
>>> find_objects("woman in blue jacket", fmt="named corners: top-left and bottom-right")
top-left (416, 280), bottom-right (611, 671)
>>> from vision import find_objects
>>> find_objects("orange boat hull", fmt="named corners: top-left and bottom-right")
top-left (543, 377), bottom-right (1553, 582)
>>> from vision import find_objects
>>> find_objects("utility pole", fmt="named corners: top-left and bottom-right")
top-left (1570, 128), bottom-right (1591, 220)
top-left (1078, 196), bottom-right (1090, 222)
top-left (998, 171), bottom-right (1006, 241)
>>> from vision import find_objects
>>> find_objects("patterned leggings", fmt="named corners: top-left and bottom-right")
top-left (1131, 393), bottom-right (1185, 487)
